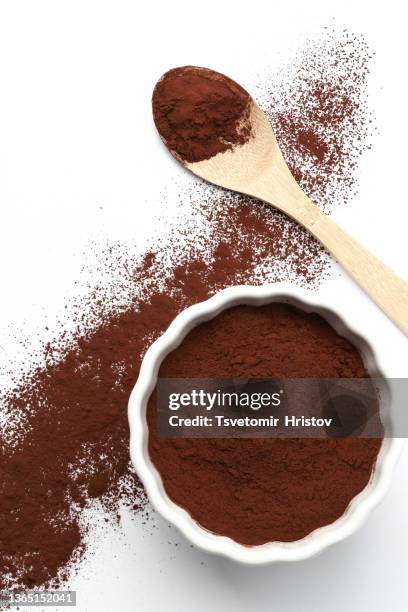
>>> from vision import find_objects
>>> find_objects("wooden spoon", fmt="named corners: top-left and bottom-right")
top-left (155, 69), bottom-right (408, 336)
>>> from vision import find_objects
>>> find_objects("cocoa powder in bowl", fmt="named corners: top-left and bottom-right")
top-left (147, 302), bottom-right (382, 546)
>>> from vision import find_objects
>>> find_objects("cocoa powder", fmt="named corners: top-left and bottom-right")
top-left (148, 304), bottom-right (381, 545)
top-left (0, 28), bottom-right (373, 591)
top-left (152, 66), bottom-right (252, 163)
top-left (263, 30), bottom-right (372, 212)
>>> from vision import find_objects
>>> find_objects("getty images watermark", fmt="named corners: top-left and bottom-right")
top-left (0, 591), bottom-right (76, 607)
top-left (157, 378), bottom-right (408, 439)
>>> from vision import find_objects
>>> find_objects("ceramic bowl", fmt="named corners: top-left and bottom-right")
top-left (128, 283), bottom-right (403, 564)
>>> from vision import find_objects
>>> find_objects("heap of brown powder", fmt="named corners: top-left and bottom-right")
top-left (152, 66), bottom-right (252, 163)
top-left (148, 303), bottom-right (381, 545)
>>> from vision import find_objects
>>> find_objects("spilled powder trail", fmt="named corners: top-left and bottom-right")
top-left (0, 28), bottom-right (373, 591)
top-left (260, 28), bottom-right (372, 212)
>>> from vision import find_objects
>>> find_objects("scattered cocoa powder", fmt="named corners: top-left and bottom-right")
top-left (0, 28), bottom-right (374, 591)
top-left (261, 29), bottom-right (372, 212)
top-left (148, 304), bottom-right (382, 545)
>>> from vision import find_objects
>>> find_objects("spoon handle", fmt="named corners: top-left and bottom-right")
top-left (286, 198), bottom-right (408, 336)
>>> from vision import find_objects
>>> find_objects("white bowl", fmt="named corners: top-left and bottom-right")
top-left (128, 283), bottom-right (403, 564)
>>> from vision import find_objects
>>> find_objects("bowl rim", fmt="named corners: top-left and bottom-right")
top-left (128, 283), bottom-right (404, 564)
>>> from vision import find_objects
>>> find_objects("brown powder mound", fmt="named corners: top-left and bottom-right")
top-left (152, 66), bottom-right (252, 163)
top-left (0, 27), bottom-right (373, 590)
top-left (148, 304), bottom-right (382, 545)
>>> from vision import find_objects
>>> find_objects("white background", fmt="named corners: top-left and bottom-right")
top-left (1, 1), bottom-right (408, 611)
